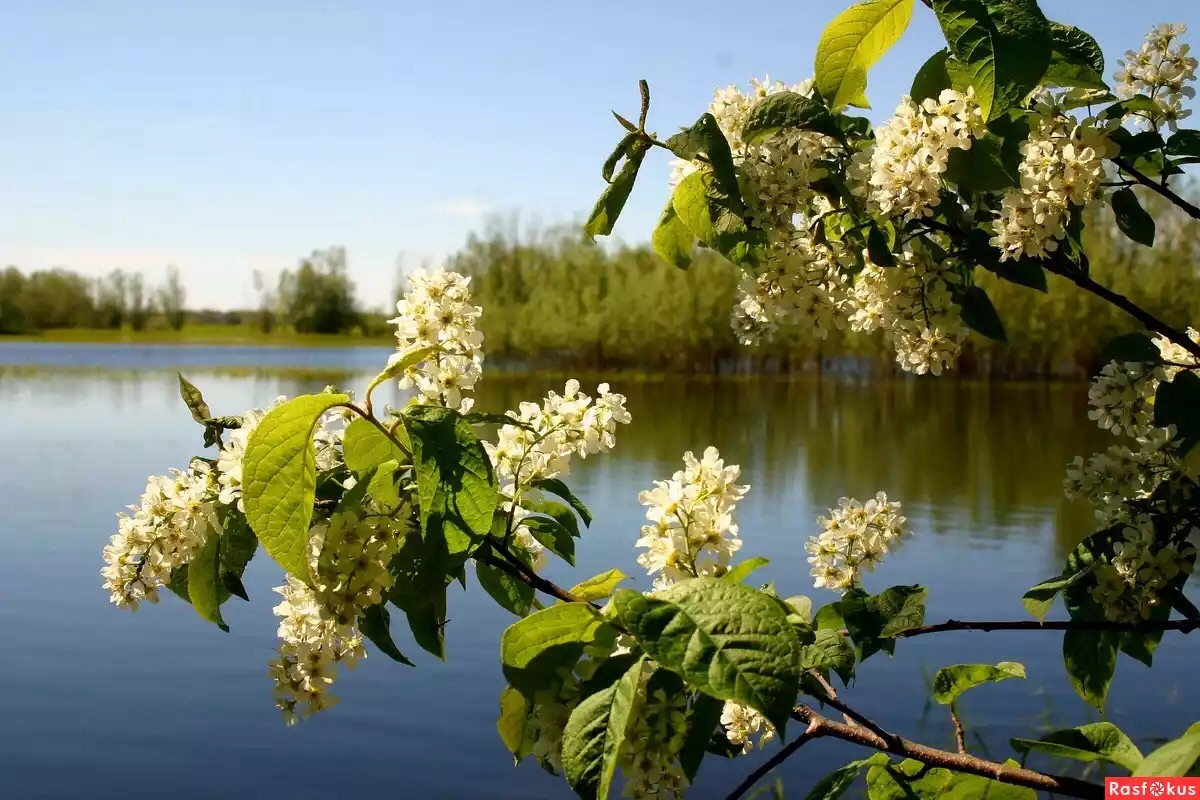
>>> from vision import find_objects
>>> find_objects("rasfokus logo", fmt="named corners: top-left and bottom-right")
top-left (1107, 778), bottom-right (1200, 797)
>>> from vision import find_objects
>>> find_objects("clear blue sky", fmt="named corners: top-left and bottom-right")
top-left (1, 0), bottom-right (1195, 310)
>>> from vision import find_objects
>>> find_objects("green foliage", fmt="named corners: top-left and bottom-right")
top-left (532, 478), bottom-right (594, 527)
top-left (1011, 722), bottom-right (1144, 772)
top-left (839, 585), bottom-right (928, 660)
top-left (931, 0), bottom-right (1051, 121)
top-left (911, 50), bottom-right (952, 102)
top-left (672, 170), bottom-right (766, 268)
top-left (722, 556), bottom-right (770, 584)
top-left (586, 139), bottom-right (649, 240)
top-left (1154, 371), bottom-right (1200, 455)
top-left (359, 603), bottom-right (416, 666)
top-left (742, 92), bottom-right (843, 143)
top-left (188, 529), bottom-right (228, 631)
top-left (1111, 188), bottom-right (1157, 248)
top-left (476, 558), bottom-right (535, 616)
top-left (652, 201), bottom-right (695, 270)
top-left (177, 373), bottom-right (212, 423)
top-left (866, 757), bottom-right (953, 799)
top-left (931, 661), bottom-right (1025, 704)
top-left (1134, 727), bottom-right (1200, 777)
top-left (944, 134), bottom-right (1019, 192)
top-left (1043, 24), bottom-right (1107, 89)
top-left (1021, 572), bottom-right (1081, 620)
top-left (405, 405), bottom-right (499, 556)
top-left (956, 285), bottom-right (1008, 342)
top-left (498, 685), bottom-right (534, 761)
top-left (243, 392), bottom-right (351, 578)
top-left (1062, 630), bottom-right (1118, 712)
top-left (666, 114), bottom-right (742, 205)
top-left (568, 569), bottom-right (629, 602)
top-left (814, 0), bottom-right (917, 110)
top-left (561, 657), bottom-right (644, 800)
top-left (803, 758), bottom-right (882, 800)
top-left (342, 418), bottom-right (407, 474)
top-left (800, 628), bottom-right (857, 684)
top-left (501, 603), bottom-right (611, 697)
top-left (679, 693), bottom-right (724, 781)
top-left (1101, 331), bottom-right (1163, 366)
top-left (612, 578), bottom-right (804, 732)
top-left (388, 531), bottom-right (455, 659)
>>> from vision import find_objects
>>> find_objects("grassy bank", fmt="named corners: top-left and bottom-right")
top-left (0, 324), bottom-right (395, 348)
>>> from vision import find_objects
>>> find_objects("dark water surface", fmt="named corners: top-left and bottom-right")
top-left (2, 348), bottom-right (1198, 798)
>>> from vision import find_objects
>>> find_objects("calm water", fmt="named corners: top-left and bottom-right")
top-left (2, 345), bottom-right (1198, 799)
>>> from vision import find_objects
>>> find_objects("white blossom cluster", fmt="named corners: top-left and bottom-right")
top-left (389, 267), bottom-right (484, 412)
top-left (635, 447), bottom-right (749, 591)
top-left (485, 379), bottom-right (632, 570)
top-left (991, 108), bottom-right (1115, 261)
top-left (618, 682), bottom-right (691, 800)
top-left (846, 245), bottom-right (967, 376)
top-left (1115, 23), bottom-right (1197, 131)
top-left (806, 492), bottom-right (909, 592)
top-left (720, 701), bottom-right (775, 754)
top-left (101, 463), bottom-right (221, 609)
top-left (268, 507), bottom-right (403, 724)
top-left (1088, 516), bottom-right (1196, 623)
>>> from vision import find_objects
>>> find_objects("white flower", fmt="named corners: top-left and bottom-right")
top-left (806, 492), bottom-right (908, 592)
top-left (389, 268), bottom-right (484, 412)
top-left (618, 684), bottom-right (691, 800)
top-left (1115, 24), bottom-right (1197, 132)
top-left (635, 447), bottom-right (748, 589)
top-left (1088, 516), bottom-right (1196, 622)
top-left (720, 701), bottom-right (776, 754)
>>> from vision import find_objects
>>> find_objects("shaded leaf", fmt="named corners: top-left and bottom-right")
top-left (1011, 722), bottom-right (1143, 772)
top-left (585, 138), bottom-right (649, 240)
top-left (652, 200), bottom-right (695, 270)
top-left (532, 478), bottom-right (593, 527)
top-left (911, 50), bottom-right (952, 103)
top-left (1111, 188), bottom-right (1156, 248)
top-left (342, 417), bottom-right (407, 474)
top-left (1154, 371), bottom-right (1200, 455)
top-left (744, 91), bottom-right (843, 142)
top-left (188, 530), bottom-right (228, 631)
top-left (562, 657), bottom-right (645, 800)
top-left (1062, 629), bottom-right (1118, 712)
top-left (359, 603), bottom-right (415, 666)
top-left (476, 558), bottom-right (535, 616)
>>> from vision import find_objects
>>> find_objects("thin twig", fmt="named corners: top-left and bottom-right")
top-left (894, 617), bottom-right (1200, 638)
top-left (807, 670), bottom-right (857, 727)
top-left (1113, 157), bottom-right (1200, 220)
top-left (723, 721), bottom-right (820, 800)
top-left (951, 706), bottom-right (968, 754)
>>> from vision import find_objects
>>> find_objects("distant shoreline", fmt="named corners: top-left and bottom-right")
top-left (0, 327), bottom-right (395, 349)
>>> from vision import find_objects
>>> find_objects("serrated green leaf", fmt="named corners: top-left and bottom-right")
top-left (476, 557), bottom-right (535, 616)
top-left (613, 579), bottom-right (802, 733)
top-left (342, 417), bottom-right (407, 474)
top-left (652, 199), bottom-right (695, 270)
top-left (532, 478), bottom-right (593, 527)
top-left (1155, 371), bottom-right (1200, 455)
top-left (359, 603), bottom-right (415, 666)
top-left (498, 685), bottom-right (534, 761)
top-left (586, 138), bottom-right (649, 240)
top-left (501, 603), bottom-right (609, 696)
top-left (1011, 722), bottom-right (1144, 772)
top-left (366, 345), bottom-right (438, 404)
top-left (866, 224), bottom-right (897, 267)
top-left (932, 661), bottom-right (1025, 704)
top-left (911, 50), bottom-right (952, 102)
top-left (562, 656), bottom-right (645, 800)
top-left (243, 392), bottom-right (350, 578)
top-left (815, 602), bottom-right (846, 631)
top-left (665, 113), bottom-right (742, 205)
top-left (723, 556), bottom-right (771, 584)
top-left (521, 497), bottom-right (581, 539)
top-left (957, 285), bottom-right (1007, 342)
top-left (841, 585), bottom-right (927, 660)
top-left (672, 169), bottom-right (767, 268)
top-left (1134, 729), bottom-right (1200, 777)
top-left (941, 767), bottom-right (1036, 799)
top-left (568, 569), bottom-right (629, 602)
top-left (1062, 629), bottom-right (1118, 711)
top-left (866, 758), bottom-right (953, 799)
top-left (945, 133), bottom-right (1019, 191)
top-left (932, 0), bottom-right (1052, 121)
top-left (188, 530), bottom-right (228, 631)
top-left (814, 0), bottom-right (916, 110)
top-left (743, 91), bottom-right (843, 142)
top-left (177, 373), bottom-right (212, 424)
top-left (387, 532), bottom-right (452, 659)
top-left (803, 758), bottom-right (877, 800)
top-left (523, 516), bottom-right (576, 566)
top-left (1112, 188), bottom-right (1156, 248)
top-left (1022, 574), bottom-right (1071, 621)
top-left (800, 628), bottom-right (857, 685)
top-left (1043, 23), bottom-right (1107, 90)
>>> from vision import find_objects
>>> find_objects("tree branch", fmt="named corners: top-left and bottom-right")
top-left (1113, 157), bottom-right (1200, 220)
top-left (894, 617), bottom-right (1200, 638)
top-left (723, 720), bottom-right (820, 800)
top-left (951, 706), bottom-right (968, 754)
top-left (476, 546), bottom-right (589, 606)
top-left (791, 705), bottom-right (1104, 799)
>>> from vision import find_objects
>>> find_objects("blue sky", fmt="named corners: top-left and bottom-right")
top-left (1, 0), bottom-right (1196, 310)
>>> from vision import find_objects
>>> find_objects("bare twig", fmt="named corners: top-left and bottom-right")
top-left (1114, 157), bottom-right (1200, 220)
top-left (951, 706), bottom-right (968, 754)
top-left (894, 617), bottom-right (1200, 638)
top-left (723, 720), bottom-right (820, 800)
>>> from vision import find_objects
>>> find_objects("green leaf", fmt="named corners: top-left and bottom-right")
top-left (911, 50), bottom-right (952, 103)
top-left (1062, 630), bottom-right (1118, 711)
top-left (406, 405), bottom-right (499, 555)
top-left (800, 628), bottom-right (857, 685)
top-left (784, 595), bottom-right (814, 626)
top-left (243, 392), bottom-right (350, 579)
top-left (1011, 722), bottom-right (1144, 772)
top-left (803, 758), bottom-right (877, 800)
top-left (387, 532), bottom-right (453, 659)
top-left (521, 497), bottom-right (582, 539)
top-left (562, 657), bottom-right (644, 800)
top-left (365, 345), bottom-right (438, 404)
top-left (498, 685), bottom-right (533, 761)
top-left (932, 0), bottom-right (1052, 121)
top-left (866, 224), bottom-right (897, 267)
top-left (1111, 188), bottom-right (1156, 248)
top-left (941, 768), bottom-right (1036, 799)
top-left (602, 133), bottom-right (638, 184)
top-left (177, 373), bottom-right (212, 423)
top-left (672, 169), bottom-right (767, 268)
top-left (342, 417), bottom-right (407, 474)
top-left (957, 285), bottom-right (1007, 342)
top-left (1022, 574), bottom-right (1071, 621)
top-left (612, 578), bottom-right (802, 733)
top-left (523, 516), bottom-right (576, 566)
top-left (1134, 729), bottom-right (1200, 777)
top-left (1043, 23), bottom-right (1107, 90)
top-left (187, 530), bottom-right (228, 631)
top-left (814, 0), bottom-right (917, 110)
top-left (358, 603), bottom-right (416, 666)
top-left (932, 661), bottom-right (1025, 705)
top-left (532, 478), bottom-right (593, 527)
top-left (501, 603), bottom-right (609, 696)
top-left (1154, 371), bottom-right (1200, 455)
top-left (840, 585), bottom-right (927, 660)
top-left (585, 138), bottom-right (649, 240)
top-left (652, 200), bottom-right (695, 270)
top-left (743, 91), bottom-right (843, 143)
top-left (1101, 332), bottom-right (1164, 367)
top-left (866, 758), bottom-right (953, 799)
top-left (476, 558), bottom-right (535, 616)
top-left (1167, 129), bottom-right (1200, 159)
top-left (680, 693), bottom-right (724, 781)
top-left (665, 113), bottom-right (742, 205)
top-left (944, 133), bottom-right (1018, 191)
top-left (723, 556), bottom-right (771, 584)
top-left (814, 602), bottom-right (846, 631)
top-left (988, 260), bottom-right (1047, 292)
top-left (568, 569), bottom-right (629, 602)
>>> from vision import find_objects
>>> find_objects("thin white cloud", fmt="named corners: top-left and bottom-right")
top-left (431, 198), bottom-right (492, 219)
